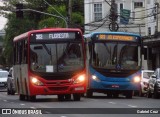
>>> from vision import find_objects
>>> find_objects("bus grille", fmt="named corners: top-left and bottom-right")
top-left (46, 81), bottom-right (71, 85)
top-left (96, 70), bottom-right (137, 78)
top-left (48, 86), bottom-right (69, 91)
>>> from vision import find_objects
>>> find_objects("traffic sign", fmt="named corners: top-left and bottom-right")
top-left (120, 9), bottom-right (130, 24)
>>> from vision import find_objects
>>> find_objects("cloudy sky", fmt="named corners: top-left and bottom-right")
top-left (0, 0), bottom-right (7, 30)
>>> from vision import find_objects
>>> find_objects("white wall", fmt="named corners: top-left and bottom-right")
top-left (84, 0), bottom-right (146, 35)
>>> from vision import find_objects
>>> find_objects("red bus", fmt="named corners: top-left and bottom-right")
top-left (13, 28), bottom-right (86, 101)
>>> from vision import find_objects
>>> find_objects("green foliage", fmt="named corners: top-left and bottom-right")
top-left (3, 14), bottom-right (36, 65)
top-left (72, 12), bottom-right (84, 26)
top-left (39, 5), bottom-right (67, 28)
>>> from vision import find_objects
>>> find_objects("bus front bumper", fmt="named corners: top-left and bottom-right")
top-left (30, 84), bottom-right (86, 95)
top-left (89, 80), bottom-right (140, 91)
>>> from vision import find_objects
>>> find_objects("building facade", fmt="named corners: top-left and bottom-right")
top-left (143, 0), bottom-right (160, 70)
top-left (84, 0), bottom-right (146, 36)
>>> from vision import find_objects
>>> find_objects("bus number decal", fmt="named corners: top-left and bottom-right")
top-left (36, 34), bottom-right (43, 40)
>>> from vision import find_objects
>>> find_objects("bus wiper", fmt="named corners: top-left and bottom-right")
top-left (42, 44), bottom-right (51, 55)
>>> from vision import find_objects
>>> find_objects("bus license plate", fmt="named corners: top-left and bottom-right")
top-left (111, 85), bottom-right (119, 88)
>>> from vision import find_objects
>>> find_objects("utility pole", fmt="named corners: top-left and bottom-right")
top-left (155, 2), bottom-right (159, 36)
top-left (68, 0), bottom-right (72, 27)
top-left (109, 0), bottom-right (119, 31)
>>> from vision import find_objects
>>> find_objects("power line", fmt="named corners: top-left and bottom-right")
top-left (104, 0), bottom-right (111, 6)
top-left (43, 0), bottom-right (66, 19)
top-left (85, 20), bottom-right (108, 31)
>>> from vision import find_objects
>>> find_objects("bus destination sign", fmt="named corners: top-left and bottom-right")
top-left (98, 34), bottom-right (135, 41)
top-left (31, 32), bottom-right (76, 41)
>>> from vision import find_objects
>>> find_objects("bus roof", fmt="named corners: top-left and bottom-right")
top-left (13, 28), bottom-right (82, 42)
top-left (83, 32), bottom-right (141, 38)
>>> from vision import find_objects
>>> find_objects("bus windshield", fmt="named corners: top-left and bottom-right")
top-left (30, 42), bottom-right (84, 73)
top-left (91, 42), bottom-right (140, 70)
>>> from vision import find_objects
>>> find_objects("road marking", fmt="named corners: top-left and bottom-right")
top-left (20, 103), bottom-right (25, 106)
top-left (128, 105), bottom-right (137, 108)
top-left (108, 102), bottom-right (116, 104)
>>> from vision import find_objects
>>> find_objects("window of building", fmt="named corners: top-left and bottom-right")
top-left (94, 3), bottom-right (102, 21)
top-left (120, 3), bottom-right (123, 10)
top-left (148, 27), bottom-right (151, 35)
top-left (134, 2), bottom-right (143, 8)
top-left (147, 0), bottom-right (150, 4)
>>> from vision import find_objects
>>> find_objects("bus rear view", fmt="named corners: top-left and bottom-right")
top-left (85, 32), bottom-right (141, 98)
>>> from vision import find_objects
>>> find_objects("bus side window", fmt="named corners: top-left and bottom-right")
top-left (21, 40), bottom-right (27, 64)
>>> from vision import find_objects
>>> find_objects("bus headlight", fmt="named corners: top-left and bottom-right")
top-left (74, 74), bottom-right (85, 84)
top-left (133, 76), bottom-right (141, 83)
top-left (92, 75), bottom-right (100, 82)
top-left (31, 77), bottom-right (44, 86)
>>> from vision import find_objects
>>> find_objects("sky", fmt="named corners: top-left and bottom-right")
top-left (0, 0), bottom-right (7, 30)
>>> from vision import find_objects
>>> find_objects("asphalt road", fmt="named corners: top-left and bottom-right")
top-left (0, 90), bottom-right (160, 117)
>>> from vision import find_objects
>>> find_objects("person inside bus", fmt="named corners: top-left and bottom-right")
top-left (68, 44), bottom-right (81, 58)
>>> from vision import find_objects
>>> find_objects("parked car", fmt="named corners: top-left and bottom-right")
top-left (0, 70), bottom-right (9, 89)
top-left (7, 67), bottom-right (15, 95)
top-left (139, 70), bottom-right (154, 96)
top-left (147, 68), bottom-right (160, 99)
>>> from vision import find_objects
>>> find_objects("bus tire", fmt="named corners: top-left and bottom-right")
top-left (86, 90), bottom-right (93, 98)
top-left (73, 94), bottom-right (81, 101)
top-left (126, 91), bottom-right (133, 99)
top-left (107, 93), bottom-right (112, 98)
top-left (19, 94), bottom-right (25, 101)
top-left (113, 93), bottom-right (119, 98)
top-left (65, 94), bottom-right (71, 100)
top-left (29, 95), bottom-right (36, 101)
top-left (58, 95), bottom-right (65, 101)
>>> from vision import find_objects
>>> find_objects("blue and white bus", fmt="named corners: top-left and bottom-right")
top-left (84, 32), bottom-right (142, 98)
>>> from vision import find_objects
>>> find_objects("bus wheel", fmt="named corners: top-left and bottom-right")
top-left (86, 90), bottom-right (93, 98)
top-left (58, 95), bottom-right (65, 101)
top-left (107, 93), bottom-right (112, 98)
top-left (65, 94), bottom-right (71, 100)
top-left (73, 94), bottom-right (81, 101)
top-left (19, 94), bottom-right (25, 101)
top-left (126, 91), bottom-right (133, 99)
top-left (113, 93), bottom-right (119, 98)
top-left (28, 96), bottom-right (36, 101)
